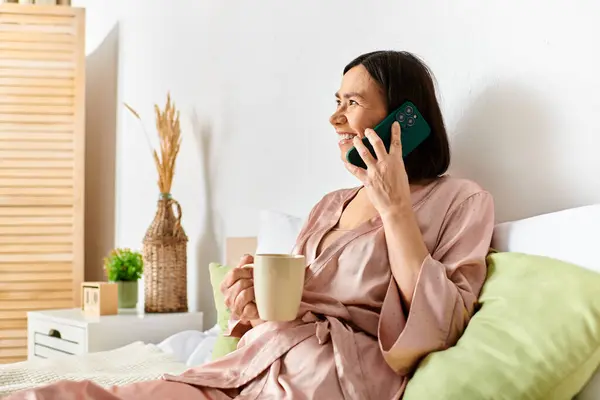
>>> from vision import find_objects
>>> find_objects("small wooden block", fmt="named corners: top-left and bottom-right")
top-left (81, 282), bottom-right (118, 316)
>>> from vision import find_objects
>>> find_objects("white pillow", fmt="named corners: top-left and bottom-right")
top-left (157, 325), bottom-right (220, 367)
top-left (256, 210), bottom-right (305, 254)
top-left (492, 204), bottom-right (600, 274)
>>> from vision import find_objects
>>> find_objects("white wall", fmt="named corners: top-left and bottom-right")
top-left (75, 0), bottom-right (600, 326)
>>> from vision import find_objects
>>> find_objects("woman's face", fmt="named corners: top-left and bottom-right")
top-left (330, 65), bottom-right (388, 163)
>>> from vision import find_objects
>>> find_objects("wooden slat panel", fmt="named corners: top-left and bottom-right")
top-left (0, 177), bottom-right (73, 186)
top-left (0, 13), bottom-right (74, 26)
top-left (0, 132), bottom-right (72, 141)
top-left (0, 50), bottom-right (73, 62)
top-left (0, 254), bottom-right (72, 263)
top-left (0, 319), bottom-right (26, 329)
top-left (0, 41), bottom-right (73, 52)
top-left (0, 160), bottom-right (72, 171)
top-left (0, 123), bottom-right (73, 132)
top-left (64, 0), bottom-right (86, 307)
top-left (1, 3), bottom-right (83, 15)
top-left (0, 272), bottom-right (72, 281)
top-left (0, 338), bottom-right (26, 348)
top-left (0, 142), bottom-right (73, 152)
top-left (0, 310), bottom-right (27, 319)
top-left (0, 244), bottom-right (72, 254)
top-left (0, 356), bottom-right (27, 364)
top-left (0, 215), bottom-right (73, 226)
top-left (0, 355), bottom-right (27, 364)
top-left (0, 225), bottom-right (73, 234)
top-left (0, 24), bottom-right (74, 35)
top-left (0, 323), bottom-right (27, 366)
top-left (0, 150), bottom-right (73, 159)
top-left (0, 104), bottom-right (73, 114)
top-left (0, 207), bottom-right (72, 216)
top-left (0, 175), bottom-right (73, 186)
top-left (0, 117), bottom-right (71, 127)
top-left (0, 186), bottom-right (74, 195)
top-left (0, 67), bottom-right (74, 79)
top-left (0, 161), bottom-right (73, 170)
top-left (0, 198), bottom-right (73, 207)
top-left (0, 187), bottom-right (73, 196)
top-left (0, 291), bottom-right (72, 300)
top-left (0, 170), bottom-right (73, 179)
top-left (0, 299), bottom-right (73, 310)
top-left (0, 76), bottom-right (74, 88)
top-left (0, 59), bottom-right (74, 70)
top-left (0, 347), bottom-right (27, 357)
top-left (0, 263), bottom-right (72, 272)
top-left (0, 31), bottom-right (75, 44)
top-left (0, 329), bottom-right (26, 339)
top-left (0, 3), bottom-right (84, 315)
top-left (0, 114), bottom-right (73, 124)
top-left (0, 240), bottom-right (73, 249)
top-left (0, 281), bottom-right (72, 292)
top-left (0, 85), bottom-right (73, 97)
top-left (63, 0), bottom-right (86, 307)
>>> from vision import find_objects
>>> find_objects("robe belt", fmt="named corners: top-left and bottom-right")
top-left (302, 312), bottom-right (372, 400)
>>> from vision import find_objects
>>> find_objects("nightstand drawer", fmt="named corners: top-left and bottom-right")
top-left (33, 343), bottom-right (74, 359)
top-left (29, 319), bottom-right (85, 358)
top-left (34, 332), bottom-right (81, 355)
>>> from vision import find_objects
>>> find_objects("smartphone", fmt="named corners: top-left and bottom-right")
top-left (345, 101), bottom-right (431, 169)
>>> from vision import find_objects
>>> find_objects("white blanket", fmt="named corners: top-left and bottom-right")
top-left (0, 342), bottom-right (190, 397)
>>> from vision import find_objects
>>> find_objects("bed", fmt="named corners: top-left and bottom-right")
top-left (0, 326), bottom-right (220, 397)
top-left (1, 205), bottom-right (599, 398)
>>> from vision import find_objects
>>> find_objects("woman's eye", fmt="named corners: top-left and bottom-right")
top-left (335, 99), bottom-right (358, 107)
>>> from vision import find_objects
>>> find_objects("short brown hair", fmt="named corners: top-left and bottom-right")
top-left (344, 51), bottom-right (450, 183)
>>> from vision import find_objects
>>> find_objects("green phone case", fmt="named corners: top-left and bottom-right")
top-left (345, 101), bottom-right (431, 169)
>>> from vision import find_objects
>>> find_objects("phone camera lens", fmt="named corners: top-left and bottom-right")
top-left (397, 113), bottom-right (405, 122)
top-left (405, 106), bottom-right (414, 114)
top-left (407, 118), bottom-right (415, 126)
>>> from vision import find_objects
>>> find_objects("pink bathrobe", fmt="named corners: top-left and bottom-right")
top-left (6, 175), bottom-right (495, 400)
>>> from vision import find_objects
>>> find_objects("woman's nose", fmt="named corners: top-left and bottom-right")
top-left (329, 110), bottom-right (346, 126)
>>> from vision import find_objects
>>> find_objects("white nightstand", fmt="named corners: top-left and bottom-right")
top-left (27, 308), bottom-right (203, 361)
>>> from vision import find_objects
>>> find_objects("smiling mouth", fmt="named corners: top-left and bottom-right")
top-left (337, 132), bottom-right (357, 144)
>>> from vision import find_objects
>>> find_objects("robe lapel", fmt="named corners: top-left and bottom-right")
top-left (300, 179), bottom-right (443, 286)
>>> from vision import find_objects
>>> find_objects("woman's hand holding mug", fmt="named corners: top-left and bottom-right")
top-left (222, 253), bottom-right (306, 325)
top-left (221, 254), bottom-right (260, 323)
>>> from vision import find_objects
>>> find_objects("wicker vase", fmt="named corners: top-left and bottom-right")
top-left (142, 193), bottom-right (188, 313)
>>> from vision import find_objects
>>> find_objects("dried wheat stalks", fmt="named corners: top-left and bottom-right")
top-left (124, 93), bottom-right (182, 194)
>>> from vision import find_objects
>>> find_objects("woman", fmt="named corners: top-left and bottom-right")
top-left (8, 51), bottom-right (495, 399)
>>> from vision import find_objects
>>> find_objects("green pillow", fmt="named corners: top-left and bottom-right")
top-left (404, 252), bottom-right (600, 399)
top-left (208, 262), bottom-right (240, 359)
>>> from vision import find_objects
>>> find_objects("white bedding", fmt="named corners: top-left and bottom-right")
top-left (0, 325), bottom-right (220, 397)
top-left (156, 324), bottom-right (220, 366)
top-left (0, 342), bottom-right (188, 397)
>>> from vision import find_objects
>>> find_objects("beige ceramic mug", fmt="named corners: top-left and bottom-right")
top-left (243, 254), bottom-right (306, 321)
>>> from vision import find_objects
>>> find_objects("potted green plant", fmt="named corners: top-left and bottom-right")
top-left (103, 248), bottom-right (144, 309)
